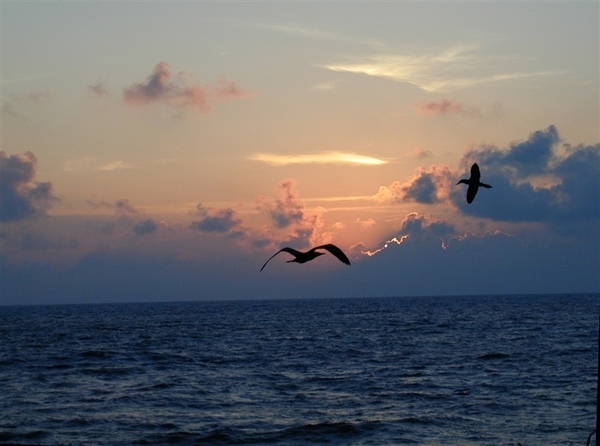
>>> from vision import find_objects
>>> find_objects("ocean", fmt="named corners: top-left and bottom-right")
top-left (0, 294), bottom-right (598, 445)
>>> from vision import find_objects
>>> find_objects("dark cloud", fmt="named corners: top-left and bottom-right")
top-left (132, 219), bottom-right (158, 236)
top-left (403, 173), bottom-right (438, 204)
top-left (190, 204), bottom-right (242, 233)
top-left (375, 165), bottom-right (454, 205)
top-left (468, 126), bottom-right (559, 178)
top-left (456, 126), bottom-right (600, 224)
top-left (0, 151), bottom-right (58, 222)
top-left (399, 212), bottom-right (455, 238)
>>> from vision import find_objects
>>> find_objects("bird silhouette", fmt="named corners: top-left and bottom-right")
top-left (456, 163), bottom-right (492, 204)
top-left (260, 244), bottom-right (351, 272)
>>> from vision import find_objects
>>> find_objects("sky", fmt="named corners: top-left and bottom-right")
top-left (1, 1), bottom-right (599, 305)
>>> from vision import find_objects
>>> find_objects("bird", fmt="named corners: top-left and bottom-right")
top-left (456, 163), bottom-right (492, 204)
top-left (260, 243), bottom-right (351, 272)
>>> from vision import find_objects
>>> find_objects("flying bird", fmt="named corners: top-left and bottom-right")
top-left (260, 244), bottom-right (351, 272)
top-left (456, 163), bottom-right (492, 204)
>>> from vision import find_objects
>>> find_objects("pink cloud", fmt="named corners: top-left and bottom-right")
top-left (122, 62), bottom-right (252, 112)
top-left (414, 99), bottom-right (481, 117)
top-left (213, 75), bottom-right (249, 99)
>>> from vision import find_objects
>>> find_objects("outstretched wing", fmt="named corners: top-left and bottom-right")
top-left (470, 163), bottom-right (481, 182)
top-left (312, 244), bottom-right (351, 266)
top-left (259, 247), bottom-right (302, 272)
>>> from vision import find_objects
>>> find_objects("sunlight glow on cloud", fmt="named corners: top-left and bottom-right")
top-left (323, 44), bottom-right (557, 92)
top-left (356, 235), bottom-right (410, 257)
top-left (249, 151), bottom-right (387, 166)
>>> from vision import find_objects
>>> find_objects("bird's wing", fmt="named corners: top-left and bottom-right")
top-left (466, 184), bottom-right (478, 204)
top-left (480, 182), bottom-right (492, 189)
top-left (313, 244), bottom-right (351, 265)
top-left (470, 163), bottom-right (481, 182)
top-left (259, 247), bottom-right (302, 272)
top-left (260, 250), bottom-right (283, 272)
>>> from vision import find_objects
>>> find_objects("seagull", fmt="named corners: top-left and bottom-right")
top-left (456, 163), bottom-right (492, 204)
top-left (260, 244), bottom-right (351, 272)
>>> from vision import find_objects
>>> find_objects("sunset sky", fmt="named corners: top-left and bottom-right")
top-left (2, 1), bottom-right (599, 305)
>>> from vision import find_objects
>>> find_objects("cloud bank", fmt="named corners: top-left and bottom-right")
top-left (458, 126), bottom-right (600, 223)
top-left (375, 126), bottom-right (600, 225)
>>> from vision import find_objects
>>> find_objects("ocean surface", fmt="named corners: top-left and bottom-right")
top-left (0, 294), bottom-right (598, 446)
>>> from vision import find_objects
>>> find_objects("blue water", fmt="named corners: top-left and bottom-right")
top-left (0, 294), bottom-right (598, 445)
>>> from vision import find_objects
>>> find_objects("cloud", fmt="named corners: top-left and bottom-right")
top-left (1, 103), bottom-right (22, 120)
top-left (64, 157), bottom-right (133, 172)
top-left (212, 75), bottom-right (250, 99)
top-left (249, 151), bottom-right (387, 166)
top-left (85, 198), bottom-right (162, 237)
top-left (2, 222), bottom-right (596, 306)
top-left (88, 82), bottom-right (110, 97)
top-left (87, 198), bottom-right (138, 215)
top-left (414, 99), bottom-right (481, 117)
top-left (18, 230), bottom-right (80, 251)
top-left (456, 126), bottom-right (600, 224)
top-left (98, 160), bottom-right (132, 171)
top-left (186, 181), bottom-right (334, 252)
top-left (257, 180), bottom-right (330, 248)
top-left (357, 212), bottom-right (455, 257)
top-left (189, 204), bottom-right (242, 233)
top-left (374, 165), bottom-right (455, 204)
top-left (258, 180), bottom-right (304, 229)
top-left (356, 218), bottom-right (376, 228)
top-left (372, 126), bottom-right (599, 228)
top-left (0, 151), bottom-right (58, 222)
top-left (122, 62), bottom-right (252, 112)
top-left (323, 44), bottom-right (556, 92)
top-left (132, 219), bottom-right (158, 236)
top-left (262, 24), bottom-right (383, 47)
top-left (309, 79), bottom-right (345, 91)
top-left (10, 91), bottom-right (51, 103)
top-left (399, 212), bottom-right (455, 238)
top-left (406, 148), bottom-right (433, 159)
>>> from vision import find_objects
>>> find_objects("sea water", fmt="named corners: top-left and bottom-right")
top-left (0, 294), bottom-right (598, 445)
